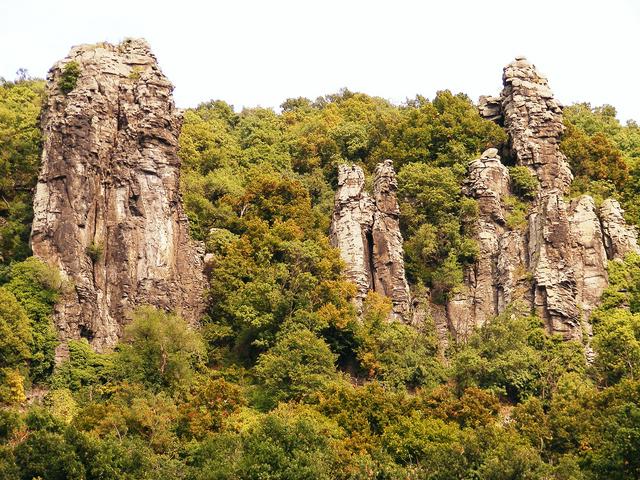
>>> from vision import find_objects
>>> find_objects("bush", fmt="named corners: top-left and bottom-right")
top-left (509, 166), bottom-right (539, 200)
top-left (58, 61), bottom-right (80, 94)
top-left (3, 257), bottom-right (61, 381)
top-left (352, 292), bottom-right (444, 389)
top-left (50, 339), bottom-right (114, 391)
top-left (255, 328), bottom-right (338, 406)
top-left (0, 287), bottom-right (32, 369)
top-left (0, 368), bottom-right (26, 405)
top-left (85, 242), bottom-right (103, 263)
top-left (115, 307), bottom-right (205, 391)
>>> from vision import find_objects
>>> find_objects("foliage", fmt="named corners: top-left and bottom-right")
top-left (351, 292), bottom-right (444, 389)
top-left (561, 103), bottom-right (640, 226)
top-left (509, 166), bottom-right (539, 200)
top-left (1, 74), bottom-right (640, 478)
top-left (2, 257), bottom-right (61, 381)
top-left (451, 306), bottom-right (586, 402)
top-left (85, 242), bottom-right (103, 263)
top-left (0, 287), bottom-right (32, 369)
top-left (255, 328), bottom-right (338, 406)
top-left (115, 307), bottom-right (205, 391)
top-left (50, 339), bottom-right (114, 391)
top-left (58, 61), bottom-right (81, 94)
top-left (0, 368), bottom-right (26, 405)
top-left (0, 78), bottom-right (44, 263)
top-left (383, 90), bottom-right (507, 169)
top-left (188, 405), bottom-right (350, 480)
top-left (397, 163), bottom-right (478, 298)
top-left (177, 377), bottom-right (246, 440)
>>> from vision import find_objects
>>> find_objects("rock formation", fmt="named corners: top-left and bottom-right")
top-left (451, 57), bottom-right (640, 342)
top-left (329, 57), bottom-right (640, 345)
top-left (330, 161), bottom-right (411, 320)
top-left (446, 147), bottom-right (528, 340)
top-left (31, 39), bottom-right (205, 352)
top-left (599, 198), bottom-right (640, 260)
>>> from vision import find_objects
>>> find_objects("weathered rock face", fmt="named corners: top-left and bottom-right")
top-left (599, 198), bottom-right (640, 260)
top-left (330, 164), bottom-right (376, 309)
top-left (447, 148), bottom-right (528, 339)
top-left (371, 161), bottom-right (412, 319)
top-left (331, 57), bottom-right (639, 345)
top-left (330, 161), bottom-right (411, 320)
top-left (447, 56), bottom-right (640, 342)
top-left (31, 39), bottom-right (205, 352)
top-left (500, 57), bottom-right (573, 194)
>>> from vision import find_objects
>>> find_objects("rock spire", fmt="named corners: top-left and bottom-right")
top-left (31, 39), bottom-right (205, 352)
top-left (459, 57), bottom-right (640, 341)
top-left (330, 161), bottom-right (411, 320)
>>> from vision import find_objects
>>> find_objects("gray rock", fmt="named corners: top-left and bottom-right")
top-left (446, 58), bottom-right (640, 344)
top-left (599, 198), bottom-right (640, 260)
top-left (330, 161), bottom-right (411, 321)
top-left (31, 39), bottom-right (206, 353)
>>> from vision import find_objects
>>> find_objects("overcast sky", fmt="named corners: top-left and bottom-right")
top-left (2, 0), bottom-right (639, 122)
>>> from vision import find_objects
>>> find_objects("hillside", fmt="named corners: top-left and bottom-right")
top-left (0, 39), bottom-right (639, 479)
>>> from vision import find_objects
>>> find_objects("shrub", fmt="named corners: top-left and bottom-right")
top-left (85, 242), bottom-right (103, 263)
top-left (509, 166), bottom-right (539, 200)
top-left (0, 368), bottom-right (26, 405)
top-left (504, 195), bottom-right (529, 230)
top-left (0, 287), bottom-right (32, 369)
top-left (352, 292), bottom-right (444, 389)
top-left (58, 61), bottom-right (81, 95)
top-left (255, 328), bottom-right (337, 406)
top-left (115, 307), bottom-right (205, 391)
top-left (3, 257), bottom-right (61, 381)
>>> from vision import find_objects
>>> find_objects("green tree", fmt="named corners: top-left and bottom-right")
top-left (255, 328), bottom-right (338, 406)
top-left (2, 257), bottom-right (61, 381)
top-left (115, 307), bottom-right (205, 391)
top-left (592, 309), bottom-right (640, 384)
top-left (0, 79), bottom-right (44, 263)
top-left (0, 287), bottom-right (31, 369)
top-left (351, 292), bottom-right (444, 389)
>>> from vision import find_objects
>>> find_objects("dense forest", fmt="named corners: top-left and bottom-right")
top-left (1, 66), bottom-right (640, 479)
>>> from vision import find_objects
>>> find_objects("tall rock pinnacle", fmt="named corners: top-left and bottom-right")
top-left (467, 57), bottom-right (640, 342)
top-left (330, 161), bottom-right (411, 320)
top-left (500, 57), bottom-right (573, 193)
top-left (31, 39), bottom-right (205, 352)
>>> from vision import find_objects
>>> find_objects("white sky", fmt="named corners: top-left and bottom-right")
top-left (2, 0), bottom-right (639, 122)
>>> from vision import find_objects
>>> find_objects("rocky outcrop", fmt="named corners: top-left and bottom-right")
top-left (330, 165), bottom-right (376, 309)
top-left (500, 57), bottom-right (573, 194)
top-left (448, 56), bottom-right (640, 342)
top-left (371, 161), bottom-right (412, 319)
top-left (446, 148), bottom-right (529, 339)
top-left (330, 161), bottom-right (411, 320)
top-left (599, 198), bottom-right (640, 260)
top-left (31, 39), bottom-right (205, 352)
top-left (527, 194), bottom-right (609, 340)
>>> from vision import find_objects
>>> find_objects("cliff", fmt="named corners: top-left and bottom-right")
top-left (453, 57), bottom-right (640, 342)
top-left (31, 39), bottom-right (205, 352)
